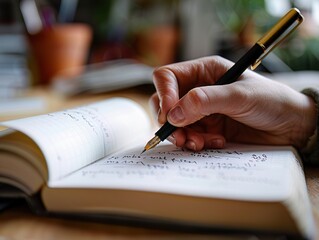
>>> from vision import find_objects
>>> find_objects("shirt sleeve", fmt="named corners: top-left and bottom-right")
top-left (301, 87), bottom-right (319, 165)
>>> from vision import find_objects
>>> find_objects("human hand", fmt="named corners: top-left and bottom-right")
top-left (149, 56), bottom-right (317, 151)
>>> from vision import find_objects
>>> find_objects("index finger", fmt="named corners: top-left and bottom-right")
top-left (153, 56), bottom-right (234, 123)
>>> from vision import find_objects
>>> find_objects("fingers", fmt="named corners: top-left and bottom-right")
top-left (152, 56), bottom-right (234, 124)
top-left (149, 93), bottom-right (160, 123)
top-left (182, 128), bottom-right (205, 151)
top-left (167, 84), bottom-right (244, 127)
top-left (167, 126), bottom-right (226, 151)
top-left (153, 67), bottom-right (180, 124)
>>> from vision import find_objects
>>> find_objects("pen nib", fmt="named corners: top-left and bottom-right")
top-left (141, 136), bottom-right (161, 154)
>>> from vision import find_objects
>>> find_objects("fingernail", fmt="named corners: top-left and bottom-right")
top-left (167, 134), bottom-right (176, 145)
top-left (186, 140), bottom-right (196, 151)
top-left (209, 139), bottom-right (224, 149)
top-left (168, 106), bottom-right (185, 123)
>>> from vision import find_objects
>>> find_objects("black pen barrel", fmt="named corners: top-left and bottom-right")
top-left (155, 122), bottom-right (177, 141)
top-left (215, 44), bottom-right (264, 85)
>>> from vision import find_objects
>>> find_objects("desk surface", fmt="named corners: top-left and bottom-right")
top-left (0, 86), bottom-right (319, 240)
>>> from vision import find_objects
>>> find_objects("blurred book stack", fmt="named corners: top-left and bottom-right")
top-left (0, 0), bottom-right (45, 117)
top-left (0, 0), bottom-right (30, 99)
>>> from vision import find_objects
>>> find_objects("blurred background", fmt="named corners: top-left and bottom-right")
top-left (1, 0), bottom-right (319, 107)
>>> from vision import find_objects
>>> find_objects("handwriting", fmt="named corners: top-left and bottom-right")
top-left (48, 107), bottom-right (111, 143)
top-left (78, 145), bottom-right (280, 187)
top-left (45, 105), bottom-right (114, 169)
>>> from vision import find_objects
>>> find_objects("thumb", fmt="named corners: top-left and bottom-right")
top-left (167, 85), bottom-right (236, 127)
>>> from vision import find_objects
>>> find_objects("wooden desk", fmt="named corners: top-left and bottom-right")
top-left (0, 86), bottom-right (319, 240)
top-left (0, 85), bottom-right (155, 123)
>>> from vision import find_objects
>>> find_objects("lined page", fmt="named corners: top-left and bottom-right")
top-left (51, 142), bottom-right (300, 201)
top-left (2, 98), bottom-right (151, 181)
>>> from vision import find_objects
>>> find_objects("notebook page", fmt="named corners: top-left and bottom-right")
top-left (51, 142), bottom-right (299, 201)
top-left (2, 98), bottom-right (151, 181)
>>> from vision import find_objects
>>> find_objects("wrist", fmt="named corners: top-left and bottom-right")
top-left (286, 92), bottom-right (317, 150)
top-left (301, 88), bottom-right (319, 164)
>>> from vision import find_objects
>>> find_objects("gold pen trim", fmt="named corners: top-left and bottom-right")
top-left (251, 8), bottom-right (304, 70)
top-left (141, 135), bottom-right (161, 154)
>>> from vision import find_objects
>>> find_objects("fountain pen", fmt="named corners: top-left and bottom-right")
top-left (142, 8), bottom-right (304, 154)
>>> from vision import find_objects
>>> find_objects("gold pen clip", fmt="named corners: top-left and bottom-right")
top-left (251, 8), bottom-right (304, 70)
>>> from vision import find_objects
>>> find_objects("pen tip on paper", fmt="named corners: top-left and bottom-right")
top-left (141, 149), bottom-right (146, 154)
top-left (142, 135), bottom-right (161, 154)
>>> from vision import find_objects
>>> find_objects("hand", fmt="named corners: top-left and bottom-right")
top-left (149, 56), bottom-right (317, 151)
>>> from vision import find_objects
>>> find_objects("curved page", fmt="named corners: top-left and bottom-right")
top-left (1, 98), bottom-right (151, 182)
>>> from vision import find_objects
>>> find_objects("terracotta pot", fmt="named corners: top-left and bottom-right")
top-left (28, 24), bottom-right (92, 85)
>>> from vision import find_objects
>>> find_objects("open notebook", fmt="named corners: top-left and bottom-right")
top-left (0, 98), bottom-right (315, 239)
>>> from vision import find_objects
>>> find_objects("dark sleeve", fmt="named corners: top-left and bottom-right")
top-left (301, 88), bottom-right (319, 165)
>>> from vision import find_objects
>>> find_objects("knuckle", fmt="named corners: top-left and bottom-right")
top-left (153, 67), bottom-right (178, 100)
top-left (153, 65), bottom-right (164, 75)
top-left (211, 55), bottom-right (224, 63)
top-left (153, 67), bottom-right (169, 83)
top-left (187, 88), bottom-right (211, 116)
